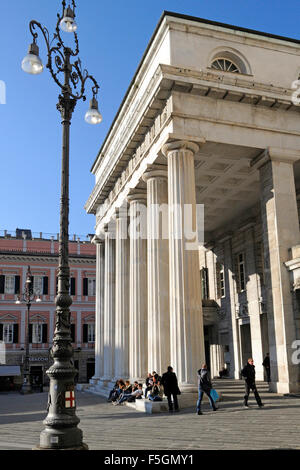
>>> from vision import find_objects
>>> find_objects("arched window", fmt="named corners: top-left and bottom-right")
top-left (211, 58), bottom-right (240, 73)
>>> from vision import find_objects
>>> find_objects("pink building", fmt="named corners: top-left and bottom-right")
top-left (0, 228), bottom-right (96, 390)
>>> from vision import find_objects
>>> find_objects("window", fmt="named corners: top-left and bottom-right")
top-left (88, 324), bottom-right (95, 343)
top-left (0, 275), bottom-right (20, 295)
top-left (0, 323), bottom-right (19, 343)
top-left (201, 268), bottom-right (209, 300)
top-left (3, 324), bottom-right (13, 343)
top-left (237, 253), bottom-right (246, 292)
top-left (33, 276), bottom-right (43, 295)
top-left (211, 58), bottom-right (240, 73)
top-left (216, 263), bottom-right (225, 298)
top-left (83, 323), bottom-right (95, 343)
top-left (32, 324), bottom-right (43, 343)
top-left (5, 276), bottom-right (15, 294)
top-left (29, 323), bottom-right (48, 344)
top-left (83, 277), bottom-right (96, 296)
top-left (70, 278), bottom-right (76, 296)
top-left (88, 279), bottom-right (96, 296)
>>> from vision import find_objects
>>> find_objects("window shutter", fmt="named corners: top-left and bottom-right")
top-left (14, 276), bottom-right (20, 294)
top-left (83, 278), bottom-right (88, 296)
top-left (234, 255), bottom-right (241, 292)
top-left (0, 324), bottom-right (3, 341)
top-left (29, 324), bottom-right (33, 344)
top-left (42, 324), bottom-right (48, 343)
top-left (43, 277), bottom-right (48, 295)
top-left (56, 277), bottom-right (58, 295)
top-left (71, 324), bottom-right (75, 343)
top-left (83, 324), bottom-right (88, 343)
top-left (83, 277), bottom-right (88, 295)
top-left (0, 275), bottom-right (4, 294)
top-left (13, 324), bottom-right (19, 344)
top-left (70, 278), bottom-right (76, 296)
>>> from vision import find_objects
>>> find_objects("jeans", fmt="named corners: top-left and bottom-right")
top-left (197, 389), bottom-right (216, 411)
top-left (244, 381), bottom-right (262, 406)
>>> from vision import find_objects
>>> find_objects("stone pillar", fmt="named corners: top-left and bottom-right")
top-left (92, 236), bottom-right (105, 381)
top-left (223, 236), bottom-right (241, 379)
top-left (127, 191), bottom-right (148, 382)
top-left (142, 166), bottom-right (170, 375)
top-left (256, 148), bottom-right (300, 393)
top-left (114, 207), bottom-right (130, 380)
top-left (101, 224), bottom-right (116, 383)
top-left (243, 224), bottom-right (264, 380)
top-left (162, 140), bottom-right (205, 389)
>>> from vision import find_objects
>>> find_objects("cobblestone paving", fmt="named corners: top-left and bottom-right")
top-left (0, 380), bottom-right (299, 450)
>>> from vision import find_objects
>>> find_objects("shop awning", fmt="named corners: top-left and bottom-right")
top-left (0, 366), bottom-right (21, 376)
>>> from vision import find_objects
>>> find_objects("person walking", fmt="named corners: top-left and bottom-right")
top-left (242, 358), bottom-right (264, 408)
top-left (161, 366), bottom-right (181, 412)
top-left (262, 353), bottom-right (271, 383)
top-left (196, 364), bottom-right (217, 415)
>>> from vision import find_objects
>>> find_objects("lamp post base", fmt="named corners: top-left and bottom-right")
top-left (33, 443), bottom-right (88, 451)
top-left (36, 426), bottom-right (88, 450)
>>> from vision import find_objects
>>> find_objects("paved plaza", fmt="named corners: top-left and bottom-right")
top-left (0, 380), bottom-right (299, 451)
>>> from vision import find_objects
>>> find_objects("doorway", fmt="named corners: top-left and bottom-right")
top-left (240, 323), bottom-right (252, 367)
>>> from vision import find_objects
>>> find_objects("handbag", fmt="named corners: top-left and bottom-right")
top-left (210, 389), bottom-right (219, 401)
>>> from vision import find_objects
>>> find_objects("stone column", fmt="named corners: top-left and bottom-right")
top-left (101, 224), bottom-right (116, 384)
top-left (256, 148), bottom-right (300, 393)
top-left (223, 236), bottom-right (241, 379)
top-left (127, 190), bottom-right (148, 382)
top-left (142, 166), bottom-right (170, 375)
top-left (114, 207), bottom-right (130, 380)
top-left (162, 140), bottom-right (205, 389)
top-left (243, 224), bottom-right (264, 380)
top-left (92, 236), bottom-right (105, 381)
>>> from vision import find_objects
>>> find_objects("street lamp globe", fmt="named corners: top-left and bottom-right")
top-left (21, 43), bottom-right (43, 75)
top-left (85, 98), bottom-right (102, 125)
top-left (59, 7), bottom-right (77, 33)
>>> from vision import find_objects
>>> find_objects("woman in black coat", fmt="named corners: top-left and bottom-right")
top-left (161, 366), bottom-right (181, 412)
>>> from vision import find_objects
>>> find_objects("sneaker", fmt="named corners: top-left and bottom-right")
top-left (258, 404), bottom-right (264, 408)
top-left (197, 411), bottom-right (203, 415)
top-left (244, 404), bottom-right (250, 409)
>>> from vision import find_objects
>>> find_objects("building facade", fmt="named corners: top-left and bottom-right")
top-left (0, 229), bottom-right (96, 389)
top-left (86, 12), bottom-right (300, 394)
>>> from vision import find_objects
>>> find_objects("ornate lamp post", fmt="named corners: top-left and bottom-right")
top-left (16, 266), bottom-right (42, 395)
top-left (22, 1), bottom-right (101, 450)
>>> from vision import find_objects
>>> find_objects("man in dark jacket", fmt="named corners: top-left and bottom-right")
top-left (242, 358), bottom-right (264, 408)
top-left (161, 366), bottom-right (180, 412)
top-left (262, 353), bottom-right (271, 383)
top-left (196, 364), bottom-right (217, 415)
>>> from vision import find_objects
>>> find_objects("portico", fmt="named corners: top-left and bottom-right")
top-left (86, 12), bottom-right (300, 395)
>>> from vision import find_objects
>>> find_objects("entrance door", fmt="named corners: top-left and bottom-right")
top-left (86, 359), bottom-right (95, 383)
top-left (30, 366), bottom-right (43, 389)
top-left (240, 324), bottom-right (252, 367)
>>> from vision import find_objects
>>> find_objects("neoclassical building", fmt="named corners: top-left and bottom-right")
top-left (86, 12), bottom-right (300, 394)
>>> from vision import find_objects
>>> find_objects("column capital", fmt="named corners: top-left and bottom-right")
top-left (251, 147), bottom-right (300, 170)
top-left (162, 139), bottom-right (203, 157)
top-left (126, 189), bottom-right (147, 204)
top-left (115, 205), bottom-right (128, 219)
top-left (142, 164), bottom-right (168, 183)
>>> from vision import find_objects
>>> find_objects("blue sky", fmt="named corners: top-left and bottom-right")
top-left (0, 0), bottom-right (299, 239)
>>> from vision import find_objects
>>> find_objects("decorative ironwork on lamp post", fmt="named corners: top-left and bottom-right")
top-left (16, 266), bottom-right (42, 395)
top-left (22, 0), bottom-right (101, 450)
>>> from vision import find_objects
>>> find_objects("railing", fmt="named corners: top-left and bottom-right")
top-left (0, 229), bottom-right (93, 242)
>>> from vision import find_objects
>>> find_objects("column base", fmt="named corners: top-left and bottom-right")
top-left (269, 381), bottom-right (300, 394)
